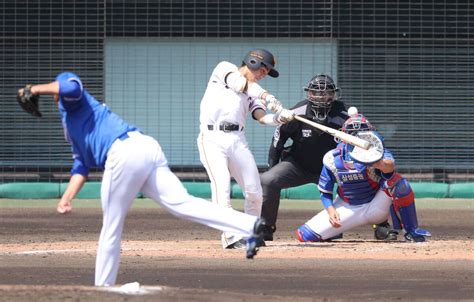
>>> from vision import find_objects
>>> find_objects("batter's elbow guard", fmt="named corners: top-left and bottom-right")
top-left (295, 224), bottom-right (322, 242)
top-left (225, 71), bottom-right (247, 93)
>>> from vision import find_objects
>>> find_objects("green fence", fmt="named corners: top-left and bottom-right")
top-left (1, 182), bottom-right (472, 199)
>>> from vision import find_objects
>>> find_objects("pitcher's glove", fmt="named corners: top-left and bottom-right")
top-left (17, 85), bottom-right (42, 117)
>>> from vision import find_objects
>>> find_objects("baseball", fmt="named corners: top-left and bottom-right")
top-left (348, 106), bottom-right (358, 116)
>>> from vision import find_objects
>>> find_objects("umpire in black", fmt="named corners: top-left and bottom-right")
top-left (260, 74), bottom-right (349, 241)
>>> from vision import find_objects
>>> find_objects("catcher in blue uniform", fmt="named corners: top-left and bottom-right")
top-left (296, 109), bottom-right (431, 243)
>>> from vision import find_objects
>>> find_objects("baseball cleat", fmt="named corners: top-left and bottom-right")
top-left (246, 218), bottom-right (266, 259)
top-left (262, 225), bottom-right (276, 241)
top-left (404, 228), bottom-right (431, 242)
top-left (404, 232), bottom-right (426, 242)
top-left (324, 233), bottom-right (343, 242)
top-left (256, 238), bottom-right (266, 247)
top-left (226, 239), bottom-right (247, 249)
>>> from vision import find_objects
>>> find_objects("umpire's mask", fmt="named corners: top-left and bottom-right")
top-left (304, 74), bottom-right (340, 121)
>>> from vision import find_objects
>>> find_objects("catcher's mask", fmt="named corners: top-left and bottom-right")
top-left (341, 113), bottom-right (375, 136)
top-left (243, 49), bottom-right (279, 78)
top-left (304, 74), bottom-right (340, 121)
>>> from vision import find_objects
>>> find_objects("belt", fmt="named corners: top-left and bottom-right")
top-left (207, 123), bottom-right (242, 132)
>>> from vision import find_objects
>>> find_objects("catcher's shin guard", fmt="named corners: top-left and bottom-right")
top-left (389, 204), bottom-right (403, 230)
top-left (295, 224), bottom-right (322, 242)
top-left (398, 203), bottom-right (431, 242)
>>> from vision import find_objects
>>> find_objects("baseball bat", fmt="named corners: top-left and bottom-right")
top-left (294, 115), bottom-right (371, 150)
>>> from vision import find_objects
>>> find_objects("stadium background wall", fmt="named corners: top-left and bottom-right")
top-left (1, 1), bottom-right (473, 184)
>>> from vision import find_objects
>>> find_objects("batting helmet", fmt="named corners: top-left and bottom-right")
top-left (303, 74), bottom-right (340, 120)
top-left (243, 49), bottom-right (279, 78)
top-left (341, 113), bottom-right (375, 135)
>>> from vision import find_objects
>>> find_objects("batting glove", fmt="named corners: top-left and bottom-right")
top-left (276, 108), bottom-right (295, 124)
top-left (265, 94), bottom-right (283, 113)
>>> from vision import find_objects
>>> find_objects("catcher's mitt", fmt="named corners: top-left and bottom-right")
top-left (17, 85), bottom-right (42, 117)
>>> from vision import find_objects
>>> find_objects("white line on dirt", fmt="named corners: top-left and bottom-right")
top-left (1, 246), bottom-right (148, 256)
top-left (0, 284), bottom-right (165, 295)
top-left (11, 249), bottom-right (88, 255)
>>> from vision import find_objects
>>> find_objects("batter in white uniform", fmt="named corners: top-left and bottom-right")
top-left (197, 49), bottom-right (295, 248)
top-left (19, 71), bottom-right (267, 287)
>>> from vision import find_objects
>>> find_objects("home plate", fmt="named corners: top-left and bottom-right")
top-left (100, 282), bottom-right (163, 295)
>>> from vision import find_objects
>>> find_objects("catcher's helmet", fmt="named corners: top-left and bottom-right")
top-left (303, 74), bottom-right (340, 120)
top-left (341, 113), bottom-right (375, 136)
top-left (243, 49), bottom-right (279, 78)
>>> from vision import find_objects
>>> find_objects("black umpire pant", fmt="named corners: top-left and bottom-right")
top-left (260, 157), bottom-right (321, 230)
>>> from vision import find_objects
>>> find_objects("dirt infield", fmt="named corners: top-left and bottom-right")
top-left (0, 201), bottom-right (473, 301)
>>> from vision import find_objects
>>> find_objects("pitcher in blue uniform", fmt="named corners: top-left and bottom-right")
top-left (295, 112), bottom-right (430, 243)
top-left (19, 72), bottom-right (265, 286)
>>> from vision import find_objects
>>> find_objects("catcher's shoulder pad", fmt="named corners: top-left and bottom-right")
top-left (17, 85), bottom-right (42, 117)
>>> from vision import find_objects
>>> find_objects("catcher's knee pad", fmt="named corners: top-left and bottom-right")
top-left (389, 177), bottom-right (415, 208)
top-left (295, 224), bottom-right (322, 242)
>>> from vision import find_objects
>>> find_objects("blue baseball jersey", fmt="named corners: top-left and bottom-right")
top-left (318, 135), bottom-right (394, 208)
top-left (56, 72), bottom-right (138, 176)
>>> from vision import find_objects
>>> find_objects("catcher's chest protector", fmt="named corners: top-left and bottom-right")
top-left (330, 148), bottom-right (381, 205)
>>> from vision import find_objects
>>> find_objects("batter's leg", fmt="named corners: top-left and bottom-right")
top-left (197, 133), bottom-right (232, 207)
top-left (198, 133), bottom-right (241, 247)
top-left (228, 139), bottom-right (262, 217)
top-left (223, 137), bottom-right (262, 248)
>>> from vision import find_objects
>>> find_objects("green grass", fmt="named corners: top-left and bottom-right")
top-left (0, 198), bottom-right (472, 210)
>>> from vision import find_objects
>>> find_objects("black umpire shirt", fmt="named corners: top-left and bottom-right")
top-left (268, 100), bottom-right (349, 175)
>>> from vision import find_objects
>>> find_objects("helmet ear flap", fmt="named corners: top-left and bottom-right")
top-left (245, 57), bottom-right (261, 70)
top-left (243, 49), bottom-right (279, 77)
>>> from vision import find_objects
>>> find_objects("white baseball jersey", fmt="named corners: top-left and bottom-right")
top-left (199, 61), bottom-right (265, 132)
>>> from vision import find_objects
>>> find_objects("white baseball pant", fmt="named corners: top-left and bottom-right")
top-left (95, 131), bottom-right (258, 286)
top-left (303, 189), bottom-right (392, 240)
top-left (197, 130), bottom-right (263, 248)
